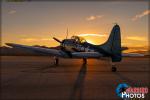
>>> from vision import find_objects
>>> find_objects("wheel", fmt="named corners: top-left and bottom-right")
top-left (112, 66), bottom-right (117, 72)
top-left (54, 57), bottom-right (59, 66)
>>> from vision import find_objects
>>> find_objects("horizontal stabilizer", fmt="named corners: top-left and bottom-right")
top-left (122, 53), bottom-right (144, 57)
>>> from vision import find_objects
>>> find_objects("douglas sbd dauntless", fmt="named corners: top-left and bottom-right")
top-left (6, 24), bottom-right (143, 72)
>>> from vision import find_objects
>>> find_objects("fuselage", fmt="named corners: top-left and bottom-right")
top-left (59, 36), bottom-right (111, 58)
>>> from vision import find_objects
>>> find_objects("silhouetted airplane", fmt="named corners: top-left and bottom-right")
top-left (6, 24), bottom-right (144, 72)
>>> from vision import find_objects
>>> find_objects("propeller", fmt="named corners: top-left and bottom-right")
top-left (53, 28), bottom-right (69, 44)
top-left (53, 37), bottom-right (62, 43)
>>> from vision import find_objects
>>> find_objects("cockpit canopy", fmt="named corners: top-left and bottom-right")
top-left (71, 36), bottom-right (86, 43)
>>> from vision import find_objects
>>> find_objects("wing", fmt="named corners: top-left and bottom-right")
top-left (72, 52), bottom-right (103, 58)
top-left (122, 53), bottom-right (144, 57)
top-left (6, 43), bottom-right (68, 57)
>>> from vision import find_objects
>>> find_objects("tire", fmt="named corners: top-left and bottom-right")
top-left (54, 58), bottom-right (59, 66)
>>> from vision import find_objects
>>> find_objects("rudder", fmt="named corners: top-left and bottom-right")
top-left (99, 24), bottom-right (122, 62)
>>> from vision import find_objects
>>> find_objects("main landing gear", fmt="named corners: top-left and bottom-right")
top-left (54, 57), bottom-right (59, 66)
top-left (83, 58), bottom-right (87, 64)
top-left (111, 63), bottom-right (117, 72)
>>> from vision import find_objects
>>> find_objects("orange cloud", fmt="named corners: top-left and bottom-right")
top-left (86, 15), bottom-right (103, 21)
top-left (132, 10), bottom-right (150, 21)
top-left (20, 38), bottom-right (53, 42)
top-left (126, 36), bottom-right (147, 41)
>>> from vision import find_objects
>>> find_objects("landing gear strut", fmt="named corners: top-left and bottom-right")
top-left (54, 57), bottom-right (59, 66)
top-left (111, 63), bottom-right (117, 72)
top-left (83, 58), bottom-right (87, 64)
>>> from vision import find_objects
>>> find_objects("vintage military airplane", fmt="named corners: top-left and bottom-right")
top-left (6, 24), bottom-right (144, 72)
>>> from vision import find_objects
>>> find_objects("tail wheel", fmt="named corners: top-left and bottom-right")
top-left (54, 57), bottom-right (59, 66)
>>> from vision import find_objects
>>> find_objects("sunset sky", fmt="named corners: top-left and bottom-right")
top-left (1, 1), bottom-right (149, 50)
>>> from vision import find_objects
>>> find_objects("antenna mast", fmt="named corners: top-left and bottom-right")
top-left (66, 28), bottom-right (69, 39)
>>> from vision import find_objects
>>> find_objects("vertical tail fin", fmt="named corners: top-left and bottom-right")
top-left (100, 24), bottom-right (122, 62)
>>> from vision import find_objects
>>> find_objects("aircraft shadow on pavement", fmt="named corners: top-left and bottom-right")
top-left (69, 63), bottom-right (87, 100)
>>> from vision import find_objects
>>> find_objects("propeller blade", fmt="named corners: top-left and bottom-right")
top-left (53, 37), bottom-right (62, 43)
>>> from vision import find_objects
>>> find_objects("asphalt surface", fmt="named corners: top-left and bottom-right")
top-left (1, 56), bottom-right (150, 100)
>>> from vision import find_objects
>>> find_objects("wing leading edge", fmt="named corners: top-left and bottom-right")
top-left (6, 43), bottom-right (68, 57)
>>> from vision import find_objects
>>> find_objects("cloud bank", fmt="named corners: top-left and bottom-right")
top-left (8, 10), bottom-right (16, 14)
top-left (126, 36), bottom-right (147, 41)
